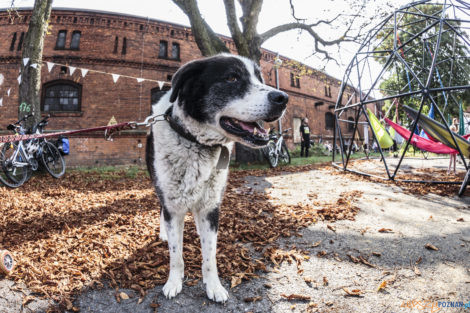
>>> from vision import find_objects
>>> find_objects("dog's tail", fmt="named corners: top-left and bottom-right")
top-left (145, 130), bottom-right (156, 182)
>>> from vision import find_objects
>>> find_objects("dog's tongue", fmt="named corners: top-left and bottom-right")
top-left (238, 121), bottom-right (267, 135)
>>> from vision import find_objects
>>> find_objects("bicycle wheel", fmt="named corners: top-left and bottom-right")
top-left (40, 141), bottom-right (65, 178)
top-left (0, 142), bottom-right (30, 188)
top-left (279, 141), bottom-right (291, 164)
top-left (266, 141), bottom-right (278, 168)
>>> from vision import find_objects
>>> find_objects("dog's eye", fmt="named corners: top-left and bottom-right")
top-left (226, 75), bottom-right (238, 83)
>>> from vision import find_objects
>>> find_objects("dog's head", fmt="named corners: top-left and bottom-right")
top-left (169, 54), bottom-right (288, 148)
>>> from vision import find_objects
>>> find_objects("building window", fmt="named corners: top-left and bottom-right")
top-left (10, 32), bottom-right (17, 51)
top-left (113, 36), bottom-right (118, 54)
top-left (290, 73), bottom-right (300, 88)
top-left (325, 85), bottom-right (332, 98)
top-left (42, 80), bottom-right (81, 112)
top-left (348, 117), bottom-right (355, 132)
top-left (171, 42), bottom-right (180, 60)
top-left (70, 31), bottom-right (81, 50)
top-left (17, 32), bottom-right (24, 51)
top-left (55, 30), bottom-right (67, 49)
top-left (325, 112), bottom-right (335, 130)
top-left (159, 40), bottom-right (168, 58)
top-left (122, 37), bottom-right (127, 55)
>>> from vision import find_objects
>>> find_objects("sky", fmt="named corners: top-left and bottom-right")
top-left (0, 0), bottom-right (413, 80)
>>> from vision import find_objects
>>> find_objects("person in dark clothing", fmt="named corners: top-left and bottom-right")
top-left (300, 117), bottom-right (311, 157)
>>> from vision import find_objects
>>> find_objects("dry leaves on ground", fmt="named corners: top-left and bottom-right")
top-left (0, 166), bottom-right (361, 310)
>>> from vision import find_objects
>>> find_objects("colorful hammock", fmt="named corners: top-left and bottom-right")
top-left (367, 108), bottom-right (394, 149)
top-left (403, 105), bottom-right (470, 158)
top-left (384, 118), bottom-right (458, 155)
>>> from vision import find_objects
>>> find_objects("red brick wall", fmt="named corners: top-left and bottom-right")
top-left (0, 8), bottom-right (377, 166)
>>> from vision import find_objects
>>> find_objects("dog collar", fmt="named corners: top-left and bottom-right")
top-left (164, 106), bottom-right (230, 169)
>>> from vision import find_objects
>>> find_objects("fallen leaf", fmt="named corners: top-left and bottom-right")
top-left (372, 252), bottom-right (381, 257)
top-left (311, 241), bottom-right (322, 247)
top-left (425, 243), bottom-right (439, 251)
top-left (457, 218), bottom-right (464, 222)
top-left (377, 280), bottom-right (387, 292)
top-left (281, 294), bottom-right (311, 301)
top-left (416, 257), bottom-right (423, 264)
top-left (244, 296), bottom-right (262, 302)
top-left (343, 287), bottom-right (362, 296)
top-left (323, 276), bottom-right (329, 286)
top-left (327, 225), bottom-right (336, 232)
top-left (120, 292), bottom-right (130, 300)
top-left (378, 228), bottom-right (393, 233)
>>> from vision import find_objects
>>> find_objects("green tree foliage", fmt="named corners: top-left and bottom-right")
top-left (374, 4), bottom-right (469, 124)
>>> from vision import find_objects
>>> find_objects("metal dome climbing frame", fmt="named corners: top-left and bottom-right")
top-left (333, 0), bottom-right (470, 191)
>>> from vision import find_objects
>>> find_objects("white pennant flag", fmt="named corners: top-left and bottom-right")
top-left (17, 74), bottom-right (22, 84)
top-left (47, 62), bottom-right (55, 73)
top-left (112, 74), bottom-right (120, 83)
top-left (81, 68), bottom-right (89, 77)
top-left (30, 63), bottom-right (38, 69)
top-left (136, 78), bottom-right (144, 83)
top-left (69, 66), bottom-right (76, 75)
top-left (7, 88), bottom-right (11, 96)
top-left (23, 58), bottom-right (30, 67)
top-left (0, 98), bottom-right (3, 107)
top-left (158, 81), bottom-right (165, 90)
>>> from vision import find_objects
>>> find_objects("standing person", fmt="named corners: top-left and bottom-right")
top-left (448, 118), bottom-right (459, 174)
top-left (300, 117), bottom-right (311, 157)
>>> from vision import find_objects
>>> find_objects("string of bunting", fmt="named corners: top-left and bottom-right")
top-left (0, 58), bottom-right (171, 107)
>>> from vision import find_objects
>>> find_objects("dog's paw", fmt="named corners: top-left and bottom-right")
top-left (205, 280), bottom-right (229, 303)
top-left (162, 278), bottom-right (182, 299)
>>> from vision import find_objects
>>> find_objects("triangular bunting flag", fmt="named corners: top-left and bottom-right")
top-left (136, 78), bottom-right (144, 83)
top-left (47, 62), bottom-right (55, 73)
top-left (112, 74), bottom-right (120, 83)
top-left (17, 74), bottom-right (22, 84)
top-left (107, 116), bottom-right (117, 126)
top-left (23, 58), bottom-right (30, 67)
top-left (69, 66), bottom-right (76, 75)
top-left (0, 98), bottom-right (3, 107)
top-left (81, 68), bottom-right (89, 77)
top-left (30, 63), bottom-right (38, 69)
top-left (158, 81), bottom-right (165, 90)
top-left (7, 88), bottom-right (11, 96)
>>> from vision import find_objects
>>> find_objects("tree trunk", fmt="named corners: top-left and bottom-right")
top-left (18, 0), bottom-right (53, 129)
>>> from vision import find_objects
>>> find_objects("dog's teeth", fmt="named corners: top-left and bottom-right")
top-left (253, 128), bottom-right (258, 135)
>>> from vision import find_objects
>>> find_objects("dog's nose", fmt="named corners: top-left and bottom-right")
top-left (268, 91), bottom-right (288, 108)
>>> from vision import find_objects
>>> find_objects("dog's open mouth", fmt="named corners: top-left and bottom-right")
top-left (220, 117), bottom-right (269, 146)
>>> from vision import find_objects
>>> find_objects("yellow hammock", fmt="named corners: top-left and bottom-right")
top-left (367, 108), bottom-right (394, 149)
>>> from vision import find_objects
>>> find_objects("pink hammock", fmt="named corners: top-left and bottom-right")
top-left (384, 118), bottom-right (458, 155)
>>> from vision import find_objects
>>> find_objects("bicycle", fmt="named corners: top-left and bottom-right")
top-left (0, 114), bottom-right (65, 188)
top-left (263, 128), bottom-right (291, 168)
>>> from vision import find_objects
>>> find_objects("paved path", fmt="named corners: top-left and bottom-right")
top-left (1, 167), bottom-right (469, 312)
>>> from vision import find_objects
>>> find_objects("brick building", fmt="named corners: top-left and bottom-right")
top-left (0, 8), bottom-right (368, 166)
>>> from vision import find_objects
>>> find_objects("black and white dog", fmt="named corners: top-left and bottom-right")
top-left (146, 54), bottom-right (288, 302)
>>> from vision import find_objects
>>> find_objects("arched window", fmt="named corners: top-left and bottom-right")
top-left (42, 80), bottom-right (82, 112)
top-left (348, 117), bottom-right (355, 131)
top-left (325, 112), bottom-right (335, 130)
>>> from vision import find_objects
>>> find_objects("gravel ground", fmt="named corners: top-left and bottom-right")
top-left (1, 162), bottom-right (469, 313)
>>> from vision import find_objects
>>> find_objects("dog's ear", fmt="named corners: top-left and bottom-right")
top-left (169, 60), bottom-right (205, 103)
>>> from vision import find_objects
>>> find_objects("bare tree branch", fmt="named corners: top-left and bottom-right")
top-left (172, 0), bottom-right (228, 56)
top-left (289, 0), bottom-right (306, 23)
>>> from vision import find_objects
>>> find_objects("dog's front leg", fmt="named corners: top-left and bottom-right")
top-left (195, 207), bottom-right (229, 302)
top-left (162, 211), bottom-right (185, 299)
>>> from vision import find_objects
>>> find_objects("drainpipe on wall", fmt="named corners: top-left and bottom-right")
top-left (274, 54), bottom-right (283, 133)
